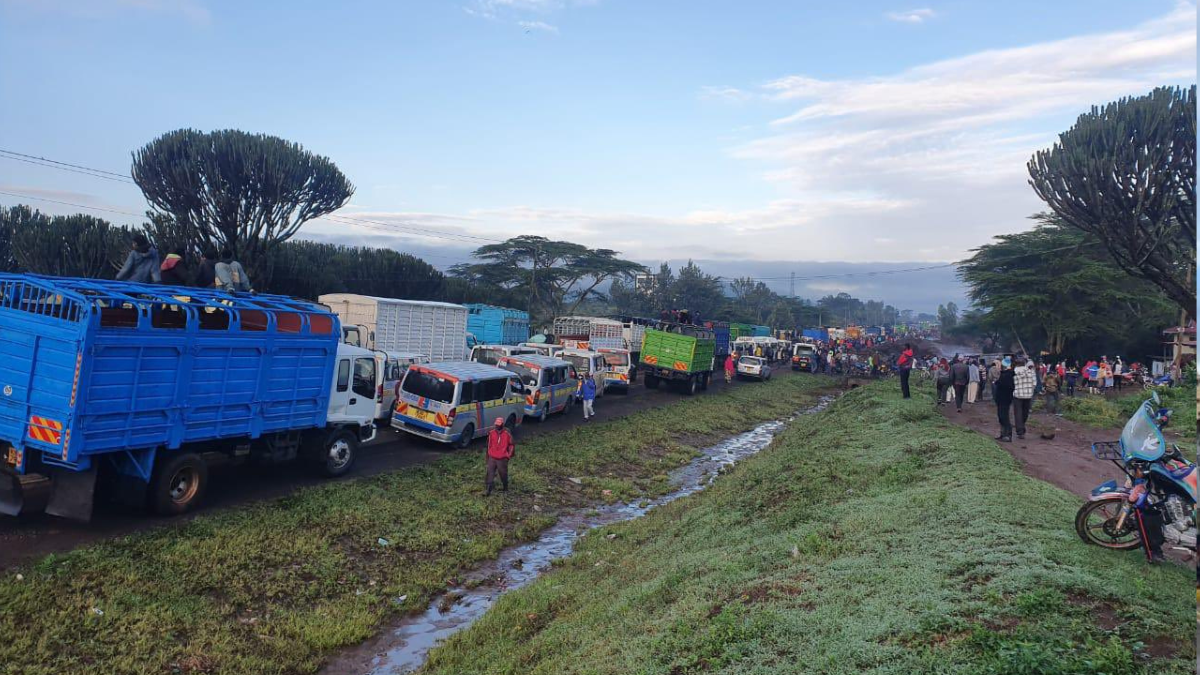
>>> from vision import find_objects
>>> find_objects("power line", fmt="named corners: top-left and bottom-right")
top-left (0, 149), bottom-right (132, 180)
top-left (0, 154), bottom-right (138, 184)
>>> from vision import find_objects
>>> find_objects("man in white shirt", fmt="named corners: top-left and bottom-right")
top-left (1012, 357), bottom-right (1036, 440)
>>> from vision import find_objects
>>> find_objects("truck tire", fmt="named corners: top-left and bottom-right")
top-left (319, 430), bottom-right (359, 477)
top-left (700, 373), bottom-right (711, 391)
top-left (456, 424), bottom-right (475, 449)
top-left (684, 375), bottom-right (698, 396)
top-left (149, 452), bottom-right (208, 515)
top-left (645, 373), bottom-right (660, 389)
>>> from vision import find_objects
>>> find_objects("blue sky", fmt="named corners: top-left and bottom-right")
top-left (0, 0), bottom-right (1195, 310)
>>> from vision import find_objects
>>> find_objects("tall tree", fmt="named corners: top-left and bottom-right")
top-left (958, 215), bottom-right (1176, 357)
top-left (451, 235), bottom-right (644, 321)
top-left (671, 260), bottom-right (726, 320)
top-left (1028, 86), bottom-right (1196, 318)
top-left (131, 129), bottom-right (354, 289)
top-left (937, 302), bottom-right (959, 332)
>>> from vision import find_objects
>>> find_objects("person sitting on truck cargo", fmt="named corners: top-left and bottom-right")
top-left (196, 247), bottom-right (218, 288)
top-left (116, 233), bottom-right (162, 284)
top-left (485, 417), bottom-right (515, 496)
top-left (215, 247), bottom-right (252, 292)
top-left (159, 248), bottom-right (191, 286)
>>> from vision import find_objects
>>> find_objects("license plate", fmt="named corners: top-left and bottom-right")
top-left (410, 408), bottom-right (436, 423)
top-left (5, 447), bottom-right (20, 467)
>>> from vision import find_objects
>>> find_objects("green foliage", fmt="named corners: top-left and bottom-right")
top-left (451, 235), bottom-right (645, 323)
top-left (957, 214), bottom-right (1177, 358)
top-left (1059, 387), bottom-right (1195, 442)
top-left (1029, 86), bottom-right (1196, 318)
top-left (132, 128), bottom-right (355, 287)
top-left (938, 301), bottom-right (959, 332)
top-left (0, 205), bottom-right (128, 278)
top-left (422, 382), bottom-right (1194, 675)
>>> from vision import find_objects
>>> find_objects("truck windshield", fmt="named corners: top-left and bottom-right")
top-left (601, 352), bottom-right (629, 367)
top-left (401, 370), bottom-right (456, 404)
top-left (501, 362), bottom-right (541, 388)
top-left (473, 347), bottom-right (504, 365)
top-left (563, 355), bottom-right (591, 372)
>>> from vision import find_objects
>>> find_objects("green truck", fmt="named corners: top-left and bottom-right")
top-left (638, 325), bottom-right (716, 395)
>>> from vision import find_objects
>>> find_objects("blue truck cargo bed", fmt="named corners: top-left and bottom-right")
top-left (0, 274), bottom-right (341, 478)
top-left (466, 304), bottom-right (530, 346)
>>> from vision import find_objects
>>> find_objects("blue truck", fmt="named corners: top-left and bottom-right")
top-left (0, 274), bottom-right (379, 521)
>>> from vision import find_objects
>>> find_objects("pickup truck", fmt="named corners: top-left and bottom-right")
top-left (638, 325), bottom-right (715, 395)
top-left (0, 274), bottom-right (378, 521)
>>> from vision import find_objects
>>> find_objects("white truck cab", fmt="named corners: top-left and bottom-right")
top-left (327, 343), bottom-right (382, 431)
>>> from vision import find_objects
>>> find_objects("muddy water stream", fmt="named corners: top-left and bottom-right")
top-left (322, 395), bottom-right (835, 675)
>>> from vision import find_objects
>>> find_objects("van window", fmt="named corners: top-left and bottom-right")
top-left (502, 361), bottom-right (540, 388)
top-left (481, 377), bottom-right (507, 401)
top-left (459, 380), bottom-right (476, 403)
top-left (548, 367), bottom-right (564, 385)
top-left (563, 354), bottom-right (591, 373)
top-left (353, 358), bottom-right (376, 398)
top-left (401, 370), bottom-right (456, 404)
top-left (336, 359), bottom-right (350, 392)
top-left (473, 347), bottom-right (503, 365)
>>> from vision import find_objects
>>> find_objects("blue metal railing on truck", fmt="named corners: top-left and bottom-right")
top-left (0, 273), bottom-right (341, 518)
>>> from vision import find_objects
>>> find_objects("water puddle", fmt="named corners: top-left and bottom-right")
top-left (322, 395), bottom-right (835, 675)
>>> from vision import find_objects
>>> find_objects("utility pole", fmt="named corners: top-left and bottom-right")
top-left (789, 271), bottom-right (795, 299)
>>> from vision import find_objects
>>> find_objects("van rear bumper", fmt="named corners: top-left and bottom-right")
top-left (391, 416), bottom-right (456, 443)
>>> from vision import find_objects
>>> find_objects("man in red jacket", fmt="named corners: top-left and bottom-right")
top-left (485, 417), bottom-right (515, 496)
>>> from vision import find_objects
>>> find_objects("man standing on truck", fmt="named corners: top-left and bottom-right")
top-left (485, 417), bottom-right (515, 495)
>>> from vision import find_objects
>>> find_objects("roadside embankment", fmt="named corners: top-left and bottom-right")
top-left (422, 381), bottom-right (1194, 675)
top-left (0, 374), bottom-right (833, 675)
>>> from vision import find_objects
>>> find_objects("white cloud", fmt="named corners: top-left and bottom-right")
top-left (886, 8), bottom-right (936, 24)
top-left (519, 20), bottom-right (558, 33)
top-left (700, 85), bottom-right (752, 103)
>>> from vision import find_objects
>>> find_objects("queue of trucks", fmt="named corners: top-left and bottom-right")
top-left (0, 277), bottom-right (829, 522)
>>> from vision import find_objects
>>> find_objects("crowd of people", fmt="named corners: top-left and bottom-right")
top-left (115, 233), bottom-right (253, 292)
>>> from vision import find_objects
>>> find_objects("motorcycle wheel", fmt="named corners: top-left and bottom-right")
top-left (1074, 500), bottom-right (1142, 550)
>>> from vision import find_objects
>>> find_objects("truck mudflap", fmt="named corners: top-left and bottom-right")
top-left (0, 470), bottom-right (51, 517)
top-left (44, 466), bottom-right (97, 522)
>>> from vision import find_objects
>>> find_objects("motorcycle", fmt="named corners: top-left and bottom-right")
top-left (1074, 391), bottom-right (1196, 562)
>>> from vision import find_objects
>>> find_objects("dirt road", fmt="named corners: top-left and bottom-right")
top-left (0, 364), bottom-right (805, 570)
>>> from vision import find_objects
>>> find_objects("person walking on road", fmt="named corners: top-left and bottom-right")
top-left (1042, 367), bottom-right (1061, 416)
top-left (485, 417), bottom-right (514, 496)
top-left (580, 374), bottom-right (597, 421)
top-left (967, 358), bottom-right (980, 404)
top-left (950, 356), bottom-right (970, 412)
top-left (115, 233), bottom-right (162, 284)
top-left (1012, 357), bottom-right (1036, 440)
top-left (934, 358), bottom-right (951, 407)
top-left (994, 357), bottom-right (1015, 442)
top-left (724, 354), bottom-right (736, 383)
top-left (897, 343), bottom-right (914, 398)
top-left (1065, 362), bottom-right (1079, 397)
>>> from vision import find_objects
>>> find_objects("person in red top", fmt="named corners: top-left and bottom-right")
top-left (485, 417), bottom-right (515, 496)
top-left (724, 353), bottom-right (736, 383)
top-left (897, 343), bottom-right (914, 399)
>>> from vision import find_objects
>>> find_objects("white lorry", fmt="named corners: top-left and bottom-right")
top-left (319, 293), bottom-right (470, 362)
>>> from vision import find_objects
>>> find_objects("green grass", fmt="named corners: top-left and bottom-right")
top-left (0, 374), bottom-right (833, 675)
top-left (422, 381), bottom-right (1195, 675)
top-left (1059, 387), bottom-right (1196, 442)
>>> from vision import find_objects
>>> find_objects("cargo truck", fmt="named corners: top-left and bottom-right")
top-left (319, 293), bottom-right (469, 361)
top-left (0, 275), bottom-right (378, 521)
top-left (638, 324), bottom-right (716, 395)
top-left (552, 316), bottom-right (624, 351)
top-left (465, 304), bottom-right (530, 346)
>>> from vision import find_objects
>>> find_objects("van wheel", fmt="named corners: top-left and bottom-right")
top-left (538, 404), bottom-right (549, 422)
top-left (318, 431), bottom-right (358, 477)
top-left (456, 424), bottom-right (476, 449)
top-left (505, 414), bottom-right (517, 431)
top-left (149, 452), bottom-right (208, 515)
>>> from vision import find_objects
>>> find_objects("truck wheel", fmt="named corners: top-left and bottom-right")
top-left (319, 431), bottom-right (358, 477)
top-left (684, 376), bottom-right (698, 396)
top-left (700, 373), bottom-right (711, 391)
top-left (456, 424), bottom-right (476, 449)
top-left (149, 452), bottom-right (208, 515)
